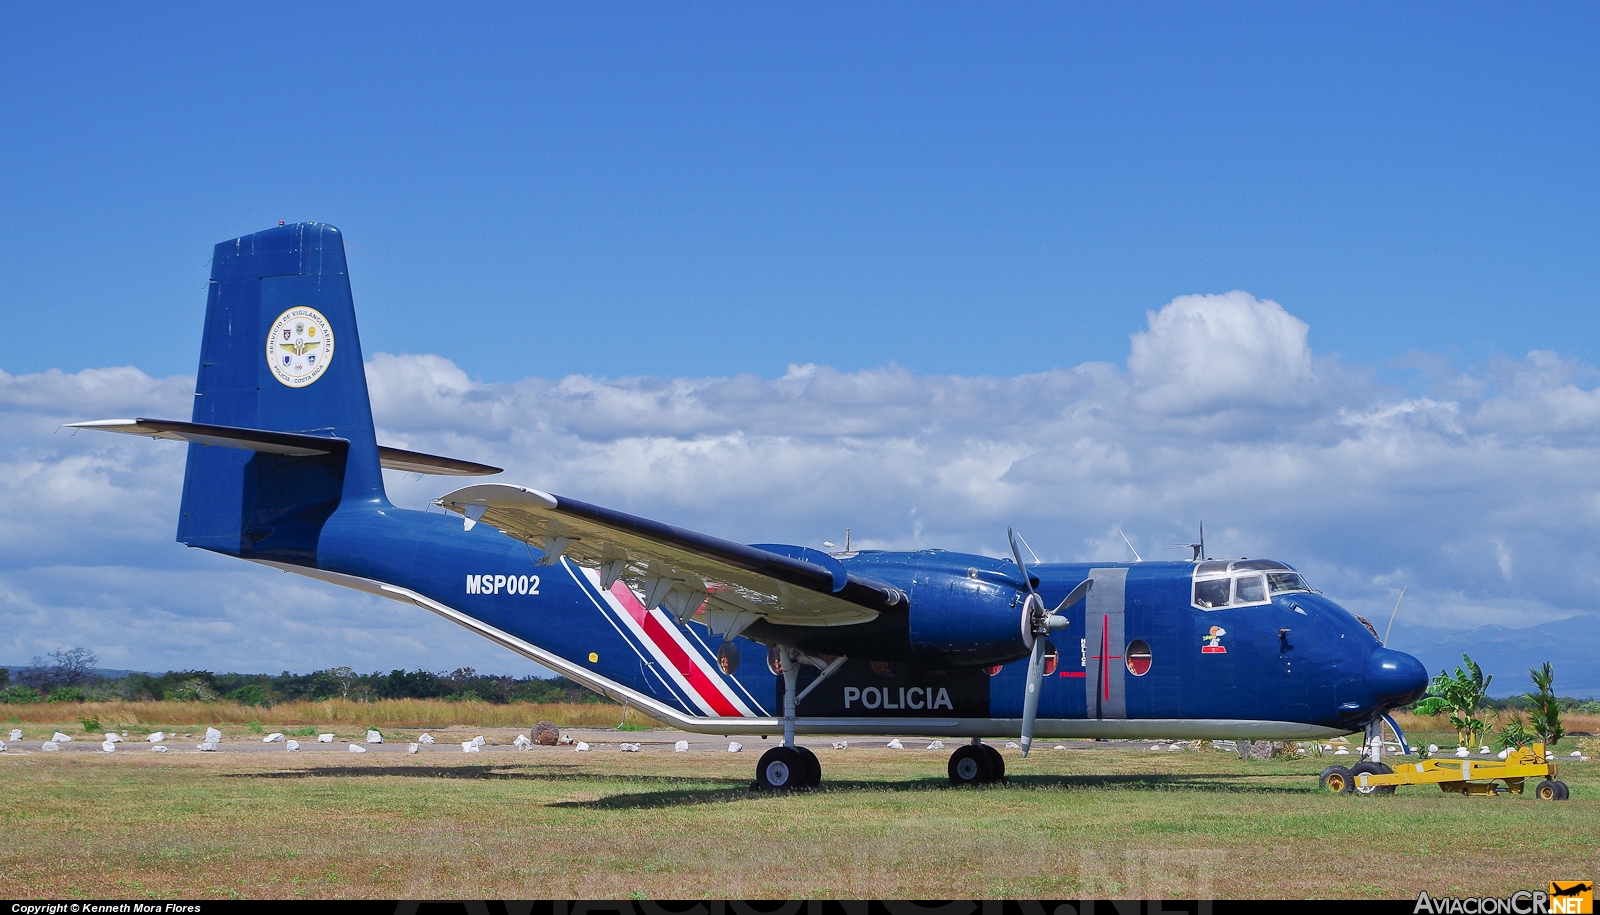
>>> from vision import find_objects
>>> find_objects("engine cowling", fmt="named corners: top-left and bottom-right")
top-left (907, 565), bottom-right (1032, 667)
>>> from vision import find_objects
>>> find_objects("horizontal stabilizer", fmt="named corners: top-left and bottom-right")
top-left (68, 419), bottom-right (500, 476)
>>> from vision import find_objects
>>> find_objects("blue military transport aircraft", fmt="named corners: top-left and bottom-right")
top-left (73, 223), bottom-right (1429, 790)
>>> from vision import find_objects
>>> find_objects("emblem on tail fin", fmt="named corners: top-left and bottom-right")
top-left (266, 306), bottom-right (335, 388)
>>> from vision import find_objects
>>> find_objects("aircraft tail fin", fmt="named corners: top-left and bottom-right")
top-left (178, 223), bottom-right (385, 561)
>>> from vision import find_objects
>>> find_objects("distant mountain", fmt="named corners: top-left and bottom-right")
top-left (1389, 615), bottom-right (1600, 699)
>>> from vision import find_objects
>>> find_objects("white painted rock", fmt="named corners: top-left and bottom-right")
top-left (831, 740), bottom-right (848, 750)
top-left (0, 739), bottom-right (6, 752)
top-left (1150, 744), bottom-right (1166, 751)
top-left (104, 733), bottom-right (123, 743)
top-left (1479, 746), bottom-right (1491, 754)
top-left (408, 743), bottom-right (419, 754)
top-left (726, 741), bottom-right (741, 753)
top-left (1455, 747), bottom-right (1471, 757)
top-left (418, 733), bottom-right (435, 744)
top-left (1334, 748), bottom-right (1350, 755)
top-left (285, 740), bottom-right (300, 752)
top-left (513, 734), bottom-right (532, 749)
top-left (1005, 742), bottom-right (1020, 749)
top-left (151, 745), bottom-right (168, 753)
top-left (1427, 744), bottom-right (1439, 753)
top-left (205, 728), bottom-right (222, 743)
top-left (53, 732), bottom-right (72, 743)
top-left (42, 741), bottom-right (61, 751)
top-left (1497, 749), bottom-right (1509, 759)
top-left (472, 736), bottom-right (485, 747)
top-left (620, 743), bottom-right (641, 752)
top-left (101, 740), bottom-right (116, 752)
top-left (1573, 751), bottom-right (1583, 758)
top-left (576, 742), bottom-right (591, 752)
top-left (317, 734), bottom-right (335, 743)
top-left (263, 733), bottom-right (284, 743)
top-left (349, 744), bottom-right (366, 754)
top-left (926, 740), bottom-right (944, 750)
top-left (1546, 751), bottom-right (1554, 760)
top-left (886, 739), bottom-right (904, 749)
top-left (1055, 745), bottom-right (1067, 751)
top-left (8, 729), bottom-right (21, 741)
top-left (197, 741), bottom-right (218, 751)
top-left (147, 732), bottom-right (165, 743)
top-left (674, 740), bottom-right (689, 752)
top-left (1168, 745), bottom-right (1184, 752)
top-left (366, 730), bottom-right (383, 744)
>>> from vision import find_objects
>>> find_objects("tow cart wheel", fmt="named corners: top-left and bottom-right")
top-left (794, 745), bottom-right (821, 788)
top-left (1529, 780), bottom-right (1568, 799)
top-left (948, 745), bottom-right (994, 786)
top-left (1319, 765), bottom-right (1354, 795)
top-left (1349, 761), bottom-right (1396, 796)
top-left (981, 744), bottom-right (1006, 783)
top-left (755, 746), bottom-right (807, 790)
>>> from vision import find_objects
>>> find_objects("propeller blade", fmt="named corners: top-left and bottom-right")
top-left (1006, 526), bottom-right (1034, 593)
top-left (1053, 577), bottom-right (1093, 615)
top-left (1019, 634), bottom-right (1047, 757)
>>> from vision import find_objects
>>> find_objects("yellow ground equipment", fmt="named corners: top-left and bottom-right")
top-left (1319, 743), bottom-right (1569, 798)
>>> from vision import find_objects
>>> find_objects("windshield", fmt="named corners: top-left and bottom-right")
top-left (1268, 572), bottom-right (1311, 594)
top-left (1192, 561), bottom-right (1312, 609)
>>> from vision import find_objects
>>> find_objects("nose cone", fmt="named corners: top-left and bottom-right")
top-left (1366, 648), bottom-right (1429, 711)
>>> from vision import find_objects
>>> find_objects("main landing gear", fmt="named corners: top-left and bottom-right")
top-left (753, 646), bottom-right (823, 791)
top-left (948, 738), bottom-right (1006, 786)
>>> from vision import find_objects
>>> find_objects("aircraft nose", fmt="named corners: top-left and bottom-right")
top-left (1365, 648), bottom-right (1429, 710)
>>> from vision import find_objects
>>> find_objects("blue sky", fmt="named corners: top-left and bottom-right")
top-left (3, 6), bottom-right (1600, 679)
top-left (2, 5), bottom-right (1596, 381)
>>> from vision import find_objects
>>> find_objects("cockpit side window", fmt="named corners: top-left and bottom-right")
top-left (1194, 577), bottom-right (1230, 609)
top-left (1234, 574), bottom-right (1266, 603)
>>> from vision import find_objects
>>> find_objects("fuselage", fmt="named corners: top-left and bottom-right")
top-left (246, 496), bottom-right (1428, 741)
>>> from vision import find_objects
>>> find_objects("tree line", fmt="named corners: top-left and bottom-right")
top-left (0, 648), bottom-right (606, 706)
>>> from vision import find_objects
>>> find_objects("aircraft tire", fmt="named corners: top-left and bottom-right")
top-left (795, 745), bottom-right (821, 788)
top-left (981, 744), bottom-right (1005, 783)
top-left (1319, 765), bottom-right (1354, 795)
top-left (948, 745), bottom-right (994, 787)
top-left (1348, 761), bottom-right (1395, 795)
top-left (755, 746), bottom-right (807, 791)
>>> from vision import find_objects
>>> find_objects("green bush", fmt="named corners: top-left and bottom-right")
top-left (79, 715), bottom-right (102, 733)
top-left (227, 684), bottom-right (269, 707)
top-left (1527, 662), bottom-right (1565, 747)
top-left (1494, 713), bottom-right (1534, 751)
top-left (1, 685), bottom-right (42, 704)
top-left (46, 686), bottom-right (88, 703)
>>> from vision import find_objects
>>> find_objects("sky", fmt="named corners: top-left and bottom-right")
top-left (2, 5), bottom-right (1599, 678)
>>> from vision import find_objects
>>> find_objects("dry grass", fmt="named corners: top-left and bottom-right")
top-left (1391, 711), bottom-right (1600, 740)
top-left (0, 698), bottom-right (659, 731)
top-left (0, 737), bottom-right (1593, 900)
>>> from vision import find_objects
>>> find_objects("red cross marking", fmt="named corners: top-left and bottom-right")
top-left (1088, 613), bottom-right (1120, 701)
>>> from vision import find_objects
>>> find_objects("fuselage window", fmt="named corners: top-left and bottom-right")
top-left (1234, 574), bottom-right (1267, 603)
top-left (1194, 578), bottom-right (1231, 608)
top-left (717, 642), bottom-right (740, 675)
top-left (1126, 639), bottom-right (1152, 676)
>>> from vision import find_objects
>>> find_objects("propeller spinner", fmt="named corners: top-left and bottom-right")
top-left (1007, 527), bottom-right (1093, 757)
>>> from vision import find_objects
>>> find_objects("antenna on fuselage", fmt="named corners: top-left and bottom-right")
top-left (1382, 586), bottom-right (1406, 647)
top-left (1166, 521), bottom-right (1205, 562)
top-left (1119, 531), bottom-right (1143, 562)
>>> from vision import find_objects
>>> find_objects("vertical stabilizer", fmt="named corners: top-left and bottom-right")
top-left (179, 223), bottom-right (386, 562)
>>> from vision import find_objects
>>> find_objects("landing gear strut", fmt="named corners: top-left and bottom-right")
top-left (948, 738), bottom-right (1006, 786)
top-left (753, 647), bottom-right (821, 790)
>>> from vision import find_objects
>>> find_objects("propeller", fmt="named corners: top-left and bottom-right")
top-left (1008, 527), bottom-right (1093, 757)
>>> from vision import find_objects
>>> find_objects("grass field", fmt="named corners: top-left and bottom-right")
top-left (0, 698), bottom-right (656, 731)
top-left (1, 727), bottom-right (1594, 900)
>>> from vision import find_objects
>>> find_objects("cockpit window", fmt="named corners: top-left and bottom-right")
top-left (1267, 572), bottom-right (1311, 594)
top-left (1231, 559), bottom-right (1290, 572)
top-left (1194, 578), bottom-right (1231, 609)
top-left (1234, 574), bottom-right (1266, 603)
top-left (1193, 559), bottom-right (1303, 610)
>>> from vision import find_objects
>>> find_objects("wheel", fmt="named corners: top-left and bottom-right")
top-left (1349, 761), bottom-right (1396, 795)
top-left (755, 746), bottom-right (807, 790)
top-left (948, 745), bottom-right (994, 786)
top-left (1319, 765), bottom-right (1354, 795)
top-left (981, 744), bottom-right (1005, 783)
top-left (794, 745), bottom-right (821, 788)
top-left (1535, 779), bottom-right (1570, 801)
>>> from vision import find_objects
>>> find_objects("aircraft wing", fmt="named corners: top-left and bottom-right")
top-left (433, 483), bottom-right (905, 635)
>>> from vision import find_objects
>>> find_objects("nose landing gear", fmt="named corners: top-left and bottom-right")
top-left (752, 647), bottom-right (823, 791)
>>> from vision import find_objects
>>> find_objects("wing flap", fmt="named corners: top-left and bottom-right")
top-left (434, 483), bottom-right (905, 628)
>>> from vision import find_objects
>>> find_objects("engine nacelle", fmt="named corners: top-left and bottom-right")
top-left (907, 565), bottom-right (1032, 667)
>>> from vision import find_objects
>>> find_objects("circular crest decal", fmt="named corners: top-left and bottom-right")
top-left (266, 307), bottom-right (335, 388)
